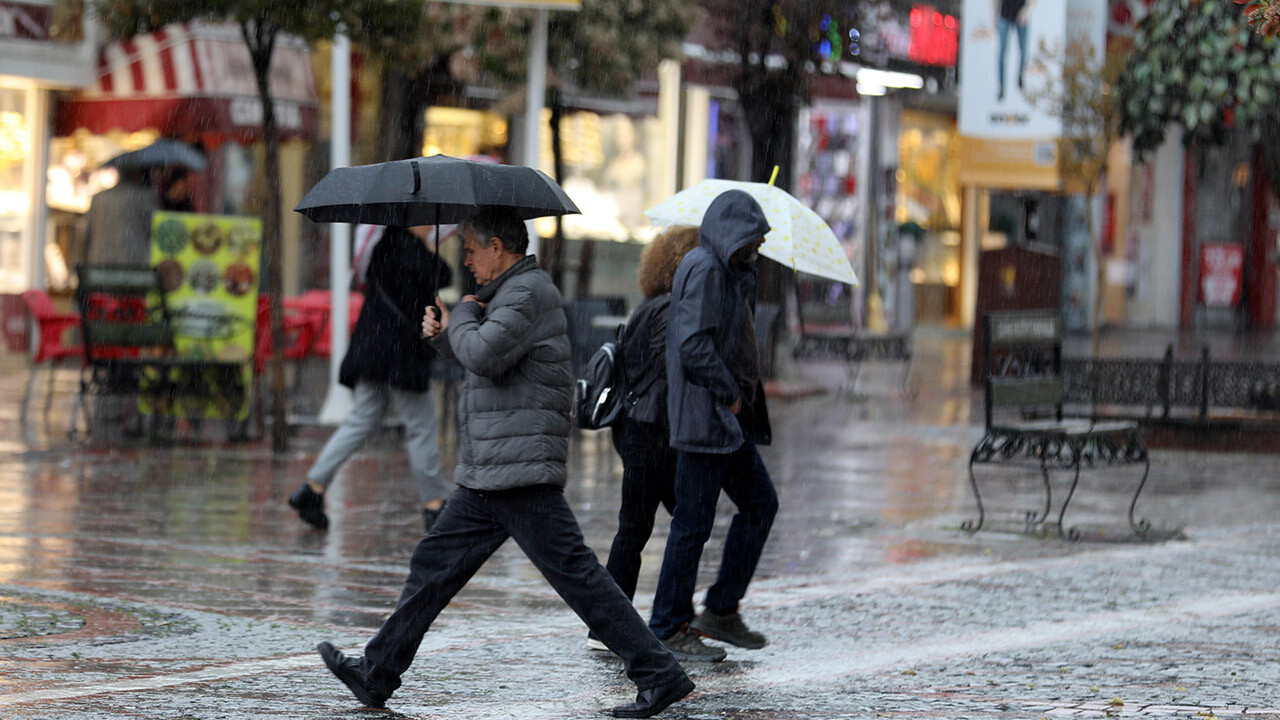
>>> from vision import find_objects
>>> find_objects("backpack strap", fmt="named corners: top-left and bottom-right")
top-left (624, 363), bottom-right (661, 407)
top-left (619, 326), bottom-right (662, 407)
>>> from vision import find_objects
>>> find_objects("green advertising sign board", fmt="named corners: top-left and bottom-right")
top-left (149, 211), bottom-right (262, 419)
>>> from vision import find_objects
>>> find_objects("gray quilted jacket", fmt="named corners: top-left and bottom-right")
top-left (432, 255), bottom-right (574, 491)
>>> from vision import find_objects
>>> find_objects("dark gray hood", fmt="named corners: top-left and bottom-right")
top-left (699, 190), bottom-right (771, 265)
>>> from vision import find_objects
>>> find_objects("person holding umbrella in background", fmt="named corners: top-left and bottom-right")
top-left (82, 167), bottom-right (157, 266)
top-left (288, 224), bottom-right (453, 532)
top-left (82, 138), bottom-right (208, 266)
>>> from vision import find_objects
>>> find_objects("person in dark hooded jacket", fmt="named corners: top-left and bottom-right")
top-left (287, 225), bottom-right (453, 533)
top-left (647, 190), bottom-right (779, 663)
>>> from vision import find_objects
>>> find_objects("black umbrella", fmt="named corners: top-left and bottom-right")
top-left (104, 138), bottom-right (207, 172)
top-left (294, 154), bottom-right (580, 226)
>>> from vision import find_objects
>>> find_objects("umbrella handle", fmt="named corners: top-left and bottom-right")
top-left (768, 166), bottom-right (779, 186)
top-left (412, 161), bottom-right (421, 194)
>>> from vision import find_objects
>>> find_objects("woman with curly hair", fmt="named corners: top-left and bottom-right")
top-left (587, 225), bottom-right (700, 652)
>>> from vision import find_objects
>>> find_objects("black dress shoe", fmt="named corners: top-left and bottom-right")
top-left (317, 641), bottom-right (387, 708)
top-left (289, 483), bottom-right (329, 530)
top-left (611, 674), bottom-right (695, 718)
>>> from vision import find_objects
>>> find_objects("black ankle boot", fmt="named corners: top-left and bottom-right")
top-left (289, 483), bottom-right (329, 530)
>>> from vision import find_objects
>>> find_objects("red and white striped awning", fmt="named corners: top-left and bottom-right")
top-left (56, 23), bottom-right (318, 145)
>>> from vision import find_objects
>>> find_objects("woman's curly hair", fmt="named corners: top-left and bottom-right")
top-left (638, 226), bottom-right (700, 298)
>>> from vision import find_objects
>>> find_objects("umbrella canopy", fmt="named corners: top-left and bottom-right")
top-left (294, 154), bottom-right (580, 226)
top-left (104, 138), bottom-right (207, 172)
top-left (645, 179), bottom-right (859, 286)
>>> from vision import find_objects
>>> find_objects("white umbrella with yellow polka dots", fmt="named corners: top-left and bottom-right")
top-left (644, 178), bottom-right (859, 286)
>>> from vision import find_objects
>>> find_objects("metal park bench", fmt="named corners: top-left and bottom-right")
top-left (1061, 345), bottom-right (1280, 433)
top-left (964, 311), bottom-right (1151, 540)
top-left (792, 327), bottom-right (913, 393)
top-left (73, 265), bottom-right (247, 437)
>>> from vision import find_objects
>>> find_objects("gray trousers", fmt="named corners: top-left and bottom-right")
top-left (306, 381), bottom-right (449, 504)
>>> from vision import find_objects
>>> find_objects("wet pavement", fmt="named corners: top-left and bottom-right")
top-left (2, 331), bottom-right (1280, 719)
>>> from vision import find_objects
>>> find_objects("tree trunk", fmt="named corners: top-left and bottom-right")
top-left (734, 67), bottom-right (801, 360)
top-left (1261, 105), bottom-right (1280, 207)
top-left (382, 57), bottom-right (462, 162)
top-left (736, 76), bottom-right (798, 190)
top-left (545, 88), bottom-right (567, 287)
top-left (245, 24), bottom-right (288, 453)
top-left (1086, 183), bottom-right (1104, 355)
top-left (380, 67), bottom-right (430, 161)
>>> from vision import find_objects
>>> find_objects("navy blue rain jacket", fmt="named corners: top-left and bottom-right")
top-left (665, 190), bottom-right (771, 454)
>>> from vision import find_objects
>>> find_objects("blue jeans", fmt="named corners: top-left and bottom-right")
top-left (648, 440), bottom-right (779, 640)
top-left (997, 18), bottom-right (1028, 97)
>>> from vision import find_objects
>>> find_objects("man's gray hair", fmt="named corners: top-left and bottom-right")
top-left (463, 207), bottom-right (529, 255)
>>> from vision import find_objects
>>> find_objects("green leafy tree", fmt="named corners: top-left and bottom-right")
top-left (98, 0), bottom-right (402, 451)
top-left (1237, 0), bottom-right (1280, 37)
top-left (1116, 0), bottom-right (1280, 155)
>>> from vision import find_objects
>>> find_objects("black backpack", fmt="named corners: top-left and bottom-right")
top-left (574, 326), bottom-right (661, 430)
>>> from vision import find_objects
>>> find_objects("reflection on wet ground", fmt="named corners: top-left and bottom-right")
top-left (1, 332), bottom-right (1280, 718)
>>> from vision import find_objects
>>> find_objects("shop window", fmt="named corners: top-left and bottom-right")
top-left (897, 110), bottom-right (961, 326)
top-left (794, 104), bottom-right (863, 327)
top-left (529, 110), bottom-right (663, 245)
top-left (0, 88), bottom-right (28, 293)
top-left (422, 107), bottom-right (508, 160)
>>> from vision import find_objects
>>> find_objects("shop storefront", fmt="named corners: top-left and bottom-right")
top-left (794, 100), bottom-right (868, 328)
top-left (422, 106), bottom-right (508, 160)
top-left (896, 109), bottom-right (962, 326)
top-left (958, 0), bottom-right (1108, 332)
top-left (50, 22), bottom-right (318, 295)
top-left (0, 0), bottom-right (96, 300)
top-left (1177, 134), bottom-right (1277, 331)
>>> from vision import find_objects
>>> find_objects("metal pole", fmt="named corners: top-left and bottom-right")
top-left (318, 33), bottom-right (353, 424)
top-left (522, 7), bottom-right (548, 258)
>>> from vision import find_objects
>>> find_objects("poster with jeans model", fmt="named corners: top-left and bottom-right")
top-left (958, 0), bottom-right (1064, 141)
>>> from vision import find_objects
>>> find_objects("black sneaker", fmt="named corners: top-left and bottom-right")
top-left (288, 483), bottom-right (329, 530)
top-left (661, 625), bottom-right (726, 662)
top-left (690, 609), bottom-right (766, 649)
top-left (316, 641), bottom-right (388, 708)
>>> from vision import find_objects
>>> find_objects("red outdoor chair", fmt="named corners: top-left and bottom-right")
top-left (311, 293), bottom-right (363, 359)
top-left (20, 289), bottom-right (83, 416)
top-left (254, 295), bottom-right (321, 375)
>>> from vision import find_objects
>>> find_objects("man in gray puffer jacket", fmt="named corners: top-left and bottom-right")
top-left (316, 207), bottom-right (693, 720)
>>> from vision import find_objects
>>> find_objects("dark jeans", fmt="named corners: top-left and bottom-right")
top-left (361, 484), bottom-right (686, 696)
top-left (648, 440), bottom-right (779, 640)
top-left (607, 418), bottom-right (677, 601)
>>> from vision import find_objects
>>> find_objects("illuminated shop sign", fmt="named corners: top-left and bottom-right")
top-left (908, 5), bottom-right (959, 67)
